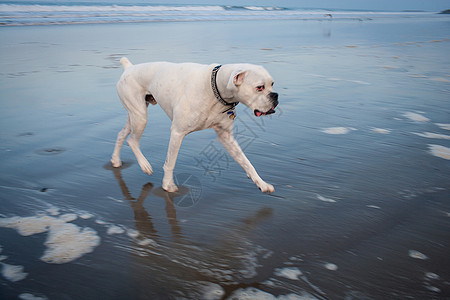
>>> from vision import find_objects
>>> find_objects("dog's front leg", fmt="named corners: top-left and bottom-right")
top-left (162, 129), bottom-right (186, 193)
top-left (215, 128), bottom-right (274, 193)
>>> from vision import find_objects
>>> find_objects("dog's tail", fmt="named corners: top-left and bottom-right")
top-left (120, 57), bottom-right (133, 70)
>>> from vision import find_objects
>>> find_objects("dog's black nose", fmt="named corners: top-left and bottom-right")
top-left (269, 92), bottom-right (279, 106)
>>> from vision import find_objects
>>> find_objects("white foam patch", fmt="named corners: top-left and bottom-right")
top-left (409, 74), bottom-right (427, 78)
top-left (288, 256), bottom-right (303, 262)
top-left (425, 272), bottom-right (440, 280)
top-left (107, 225), bottom-right (125, 235)
top-left (321, 127), bottom-right (355, 134)
top-left (59, 213), bottom-right (78, 222)
top-left (425, 286), bottom-right (441, 293)
top-left (1, 262), bottom-right (28, 282)
top-left (95, 219), bottom-right (107, 225)
top-left (349, 80), bottom-right (370, 85)
top-left (367, 205), bottom-right (381, 209)
top-left (324, 76), bottom-right (369, 85)
top-left (430, 77), bottom-right (450, 83)
top-left (274, 267), bottom-right (302, 280)
top-left (436, 123), bottom-right (450, 131)
top-left (107, 196), bottom-right (123, 203)
top-left (227, 287), bottom-right (314, 300)
top-left (237, 248), bottom-right (261, 279)
top-left (316, 194), bottom-right (337, 203)
top-left (41, 223), bottom-right (100, 264)
top-left (200, 282), bottom-right (225, 300)
top-left (0, 215), bottom-right (54, 236)
top-left (409, 250), bottom-right (428, 260)
top-left (0, 214), bottom-right (100, 264)
top-left (324, 263), bottom-right (338, 271)
top-left (79, 212), bottom-right (94, 219)
top-left (429, 144), bottom-right (450, 160)
top-left (19, 293), bottom-right (48, 300)
top-left (413, 132), bottom-right (450, 140)
top-left (403, 112), bottom-right (429, 122)
top-left (126, 229), bottom-right (140, 238)
top-left (136, 238), bottom-right (157, 247)
top-left (0, 246), bottom-right (6, 261)
top-left (46, 207), bottom-right (60, 216)
top-left (371, 128), bottom-right (391, 134)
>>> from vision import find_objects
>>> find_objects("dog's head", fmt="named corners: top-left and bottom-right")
top-left (226, 65), bottom-right (278, 117)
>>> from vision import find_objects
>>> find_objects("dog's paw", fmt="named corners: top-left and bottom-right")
top-left (258, 182), bottom-right (275, 194)
top-left (163, 182), bottom-right (179, 193)
top-left (139, 160), bottom-right (153, 175)
top-left (111, 158), bottom-right (122, 168)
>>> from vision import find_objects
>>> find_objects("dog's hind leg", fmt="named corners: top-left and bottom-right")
top-left (116, 80), bottom-right (154, 175)
top-left (162, 129), bottom-right (186, 192)
top-left (111, 115), bottom-right (131, 168)
top-left (127, 106), bottom-right (153, 175)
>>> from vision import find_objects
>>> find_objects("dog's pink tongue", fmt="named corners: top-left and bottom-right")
top-left (255, 111), bottom-right (263, 117)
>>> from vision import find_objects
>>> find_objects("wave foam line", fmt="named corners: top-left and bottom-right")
top-left (0, 4), bottom-right (438, 26)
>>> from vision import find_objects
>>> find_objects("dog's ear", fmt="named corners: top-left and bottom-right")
top-left (233, 70), bottom-right (246, 86)
top-left (226, 69), bottom-right (247, 92)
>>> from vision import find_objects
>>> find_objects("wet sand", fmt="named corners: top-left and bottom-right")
top-left (1, 18), bottom-right (450, 299)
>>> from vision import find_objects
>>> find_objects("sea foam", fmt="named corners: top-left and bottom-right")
top-left (0, 213), bottom-right (100, 264)
top-left (321, 127), bottom-right (356, 134)
top-left (274, 267), bottom-right (302, 280)
top-left (403, 112), bottom-right (429, 122)
top-left (428, 145), bottom-right (450, 160)
top-left (413, 132), bottom-right (450, 140)
top-left (227, 287), bottom-right (316, 300)
top-left (1, 262), bottom-right (28, 282)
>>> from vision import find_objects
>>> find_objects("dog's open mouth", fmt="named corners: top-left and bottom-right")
top-left (254, 107), bottom-right (276, 117)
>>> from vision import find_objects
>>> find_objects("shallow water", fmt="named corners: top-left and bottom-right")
top-left (1, 18), bottom-right (449, 299)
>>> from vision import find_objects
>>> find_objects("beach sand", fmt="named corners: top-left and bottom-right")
top-left (1, 18), bottom-right (449, 299)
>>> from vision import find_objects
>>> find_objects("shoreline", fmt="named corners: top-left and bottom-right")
top-left (0, 3), bottom-right (446, 27)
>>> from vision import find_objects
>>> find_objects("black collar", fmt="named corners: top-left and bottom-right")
top-left (211, 65), bottom-right (239, 112)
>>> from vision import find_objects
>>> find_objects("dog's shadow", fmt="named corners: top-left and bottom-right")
top-left (110, 166), bottom-right (183, 240)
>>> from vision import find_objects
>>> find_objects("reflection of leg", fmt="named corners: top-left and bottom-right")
top-left (241, 207), bottom-right (273, 229)
top-left (110, 167), bottom-right (157, 237)
top-left (137, 183), bottom-right (153, 205)
top-left (162, 129), bottom-right (186, 192)
top-left (215, 127), bottom-right (274, 193)
top-left (132, 183), bottom-right (158, 238)
top-left (112, 167), bottom-right (134, 200)
top-left (111, 115), bottom-right (131, 168)
top-left (131, 183), bottom-right (156, 237)
top-left (164, 196), bottom-right (182, 239)
top-left (110, 163), bottom-right (183, 241)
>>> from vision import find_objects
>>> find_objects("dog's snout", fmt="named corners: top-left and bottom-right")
top-left (269, 92), bottom-right (279, 106)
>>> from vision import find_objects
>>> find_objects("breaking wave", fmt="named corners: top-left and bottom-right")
top-left (0, 3), bottom-right (438, 26)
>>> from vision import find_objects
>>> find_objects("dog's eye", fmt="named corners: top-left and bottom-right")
top-left (271, 82), bottom-right (274, 87)
top-left (256, 85), bottom-right (265, 92)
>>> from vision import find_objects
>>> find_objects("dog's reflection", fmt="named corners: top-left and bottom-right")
top-left (111, 167), bottom-right (182, 241)
top-left (109, 166), bottom-right (275, 297)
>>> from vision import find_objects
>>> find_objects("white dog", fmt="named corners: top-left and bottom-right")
top-left (111, 58), bottom-right (278, 193)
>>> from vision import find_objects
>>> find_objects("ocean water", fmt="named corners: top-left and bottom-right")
top-left (0, 1), bottom-right (445, 26)
top-left (0, 3), bottom-right (450, 300)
